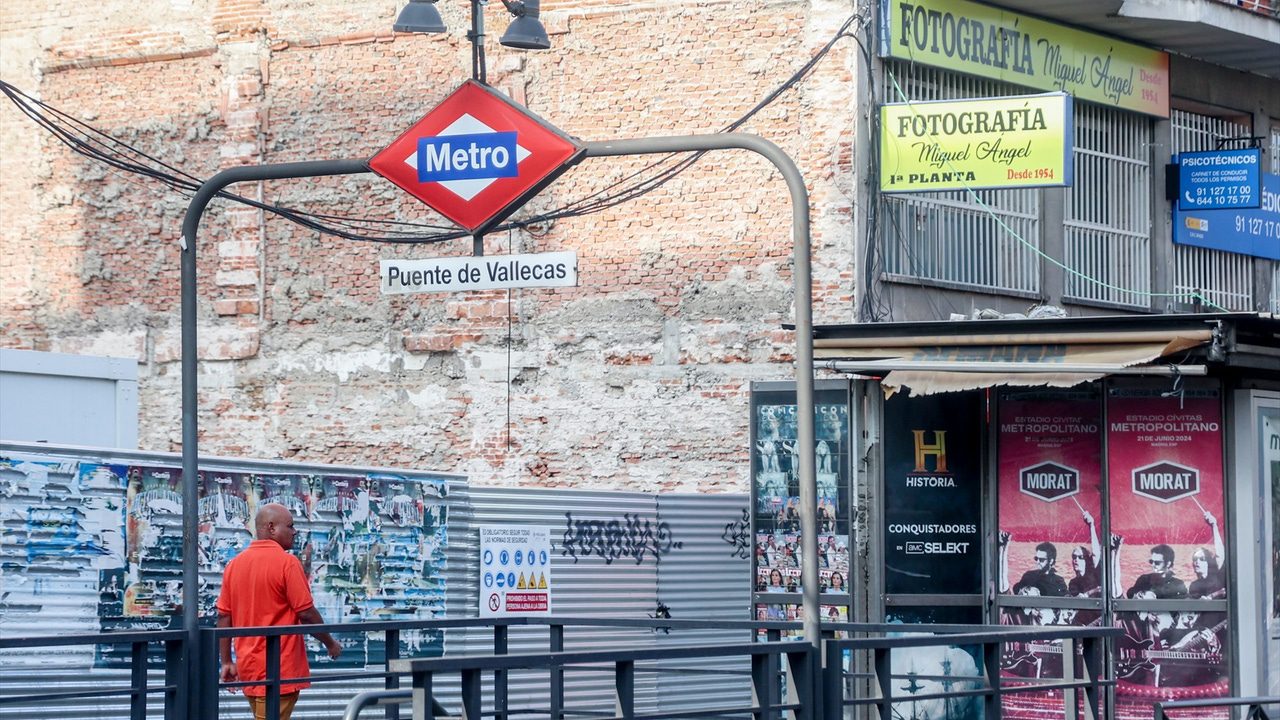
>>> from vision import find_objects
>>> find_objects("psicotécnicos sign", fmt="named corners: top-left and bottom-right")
top-left (880, 92), bottom-right (1073, 193)
top-left (879, 0), bottom-right (1169, 118)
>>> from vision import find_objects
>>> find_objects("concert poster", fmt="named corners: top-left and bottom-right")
top-left (1108, 381), bottom-right (1231, 719)
top-left (1107, 382), bottom-right (1227, 602)
top-left (883, 392), bottom-right (983, 595)
top-left (998, 388), bottom-right (1104, 601)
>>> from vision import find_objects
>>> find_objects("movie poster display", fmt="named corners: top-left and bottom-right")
top-left (1108, 381), bottom-right (1230, 719)
top-left (883, 392), bottom-right (983, 595)
top-left (885, 607), bottom-right (985, 720)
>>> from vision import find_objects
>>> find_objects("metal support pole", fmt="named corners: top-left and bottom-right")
top-left (583, 134), bottom-right (816, 645)
top-left (180, 158), bottom-right (369, 720)
top-left (469, 0), bottom-right (486, 83)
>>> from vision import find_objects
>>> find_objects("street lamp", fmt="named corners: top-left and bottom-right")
top-left (394, 0), bottom-right (550, 82)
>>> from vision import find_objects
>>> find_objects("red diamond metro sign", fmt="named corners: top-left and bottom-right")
top-left (369, 80), bottom-right (585, 235)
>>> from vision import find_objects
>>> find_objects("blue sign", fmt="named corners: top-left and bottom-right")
top-left (417, 131), bottom-right (519, 183)
top-left (496, 572), bottom-right (507, 588)
top-left (499, 550), bottom-right (509, 566)
top-left (482, 549), bottom-right (493, 566)
top-left (484, 572), bottom-right (494, 588)
top-left (1174, 172), bottom-right (1280, 260)
top-left (507, 572), bottom-right (516, 588)
top-left (1178, 148), bottom-right (1262, 210)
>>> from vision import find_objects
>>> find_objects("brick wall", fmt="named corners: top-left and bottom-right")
top-left (0, 0), bottom-right (859, 492)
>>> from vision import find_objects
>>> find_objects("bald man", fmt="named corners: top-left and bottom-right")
top-left (217, 503), bottom-right (341, 720)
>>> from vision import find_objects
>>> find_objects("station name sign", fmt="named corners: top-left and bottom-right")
top-left (879, 0), bottom-right (1169, 117)
top-left (881, 92), bottom-right (1072, 193)
top-left (381, 251), bottom-right (578, 294)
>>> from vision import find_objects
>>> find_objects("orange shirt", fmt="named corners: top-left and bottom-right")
top-left (216, 540), bottom-right (317, 696)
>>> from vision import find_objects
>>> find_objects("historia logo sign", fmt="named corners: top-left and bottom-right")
top-left (369, 80), bottom-right (585, 235)
top-left (1019, 461), bottom-right (1079, 502)
top-left (1131, 460), bottom-right (1200, 503)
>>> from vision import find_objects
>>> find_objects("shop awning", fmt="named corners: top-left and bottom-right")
top-left (807, 315), bottom-right (1265, 397)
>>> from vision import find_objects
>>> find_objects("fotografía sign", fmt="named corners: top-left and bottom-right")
top-left (381, 251), bottom-right (577, 294)
top-left (880, 93), bottom-right (1073, 193)
top-left (879, 0), bottom-right (1169, 117)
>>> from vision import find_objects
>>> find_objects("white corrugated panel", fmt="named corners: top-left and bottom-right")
top-left (654, 494), bottom-right (753, 714)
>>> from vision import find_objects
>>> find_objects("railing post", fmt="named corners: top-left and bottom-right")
top-left (130, 641), bottom-right (148, 720)
top-left (1081, 635), bottom-right (1103, 720)
top-left (550, 623), bottom-right (565, 720)
top-left (165, 637), bottom-right (184, 720)
top-left (265, 634), bottom-right (281, 720)
top-left (411, 670), bottom-right (434, 720)
top-left (1063, 638), bottom-right (1078, 720)
top-left (494, 624), bottom-right (508, 720)
top-left (873, 648), bottom-right (892, 720)
top-left (199, 628), bottom-right (219, 720)
top-left (616, 659), bottom-right (636, 719)
top-left (823, 640), bottom-right (843, 720)
top-left (385, 628), bottom-right (401, 720)
top-left (983, 641), bottom-right (1003, 720)
top-left (754, 650), bottom-right (780, 720)
top-left (786, 645), bottom-right (816, 720)
top-left (460, 668), bottom-right (481, 720)
top-left (1154, 702), bottom-right (1165, 720)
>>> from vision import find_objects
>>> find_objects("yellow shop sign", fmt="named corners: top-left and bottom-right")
top-left (880, 0), bottom-right (1169, 117)
top-left (881, 92), bottom-right (1073, 193)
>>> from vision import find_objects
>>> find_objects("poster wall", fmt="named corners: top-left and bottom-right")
top-left (883, 392), bottom-right (983, 595)
top-left (0, 453), bottom-right (450, 669)
top-left (1107, 381), bottom-right (1230, 717)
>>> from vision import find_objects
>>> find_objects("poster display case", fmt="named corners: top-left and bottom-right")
top-left (749, 380), bottom-right (854, 636)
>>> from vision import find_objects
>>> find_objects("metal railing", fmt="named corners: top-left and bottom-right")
top-left (1156, 696), bottom-right (1279, 720)
top-left (1, 617), bottom-right (1120, 720)
top-left (0, 629), bottom-right (186, 720)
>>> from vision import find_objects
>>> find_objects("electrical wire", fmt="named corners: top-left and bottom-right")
top-left (1, 10), bottom-right (866, 246)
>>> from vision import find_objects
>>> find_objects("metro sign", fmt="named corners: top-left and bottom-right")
top-left (369, 80), bottom-right (584, 235)
top-left (1132, 460), bottom-right (1200, 503)
top-left (1019, 461), bottom-right (1080, 502)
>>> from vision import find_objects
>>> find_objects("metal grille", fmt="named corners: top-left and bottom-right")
top-left (1064, 102), bottom-right (1153, 307)
top-left (880, 61), bottom-right (1041, 296)
top-left (1171, 108), bottom-right (1255, 311)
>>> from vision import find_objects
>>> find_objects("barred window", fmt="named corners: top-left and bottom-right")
top-left (1063, 104), bottom-right (1153, 308)
top-left (879, 61), bottom-right (1040, 296)
top-left (1171, 108), bottom-right (1255, 311)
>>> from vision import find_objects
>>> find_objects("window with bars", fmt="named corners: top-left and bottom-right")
top-left (879, 61), bottom-right (1040, 296)
top-left (1171, 108), bottom-right (1255, 311)
top-left (1063, 104), bottom-right (1153, 308)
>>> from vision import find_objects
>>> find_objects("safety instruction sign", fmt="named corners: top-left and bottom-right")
top-left (480, 525), bottom-right (553, 617)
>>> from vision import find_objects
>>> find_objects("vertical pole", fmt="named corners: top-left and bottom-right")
top-left (494, 624), bottom-right (509, 720)
top-left (386, 628), bottom-right (401, 720)
top-left (469, 0), bottom-right (486, 83)
top-left (1063, 638), bottom-right (1078, 720)
top-left (752, 651), bottom-right (778, 720)
top-left (983, 641), bottom-right (1003, 720)
top-left (873, 648), bottom-right (892, 720)
top-left (166, 637), bottom-right (185, 720)
top-left (460, 668), bottom-right (481, 720)
top-left (411, 670), bottom-right (434, 720)
top-left (615, 660), bottom-right (635, 719)
top-left (180, 159), bottom-right (369, 719)
top-left (265, 635), bottom-right (281, 720)
top-left (130, 641), bottom-right (148, 720)
top-left (550, 623), bottom-right (565, 720)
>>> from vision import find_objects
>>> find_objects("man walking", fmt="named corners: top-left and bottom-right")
top-left (218, 503), bottom-right (342, 720)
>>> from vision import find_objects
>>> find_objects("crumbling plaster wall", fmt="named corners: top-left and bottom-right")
top-left (0, 0), bottom-right (861, 493)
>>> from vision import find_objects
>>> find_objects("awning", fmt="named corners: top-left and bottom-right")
top-left (814, 327), bottom-right (1213, 397)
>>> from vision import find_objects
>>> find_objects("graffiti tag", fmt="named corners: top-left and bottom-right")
top-left (561, 512), bottom-right (683, 565)
top-left (721, 508), bottom-right (751, 559)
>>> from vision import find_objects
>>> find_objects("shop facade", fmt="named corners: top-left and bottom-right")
top-left (751, 313), bottom-right (1280, 719)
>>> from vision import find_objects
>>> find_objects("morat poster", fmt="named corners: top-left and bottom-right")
top-left (1107, 381), bottom-right (1230, 719)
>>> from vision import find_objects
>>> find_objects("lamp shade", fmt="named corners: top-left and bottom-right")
top-left (500, 0), bottom-right (550, 49)
top-left (394, 0), bottom-right (446, 34)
